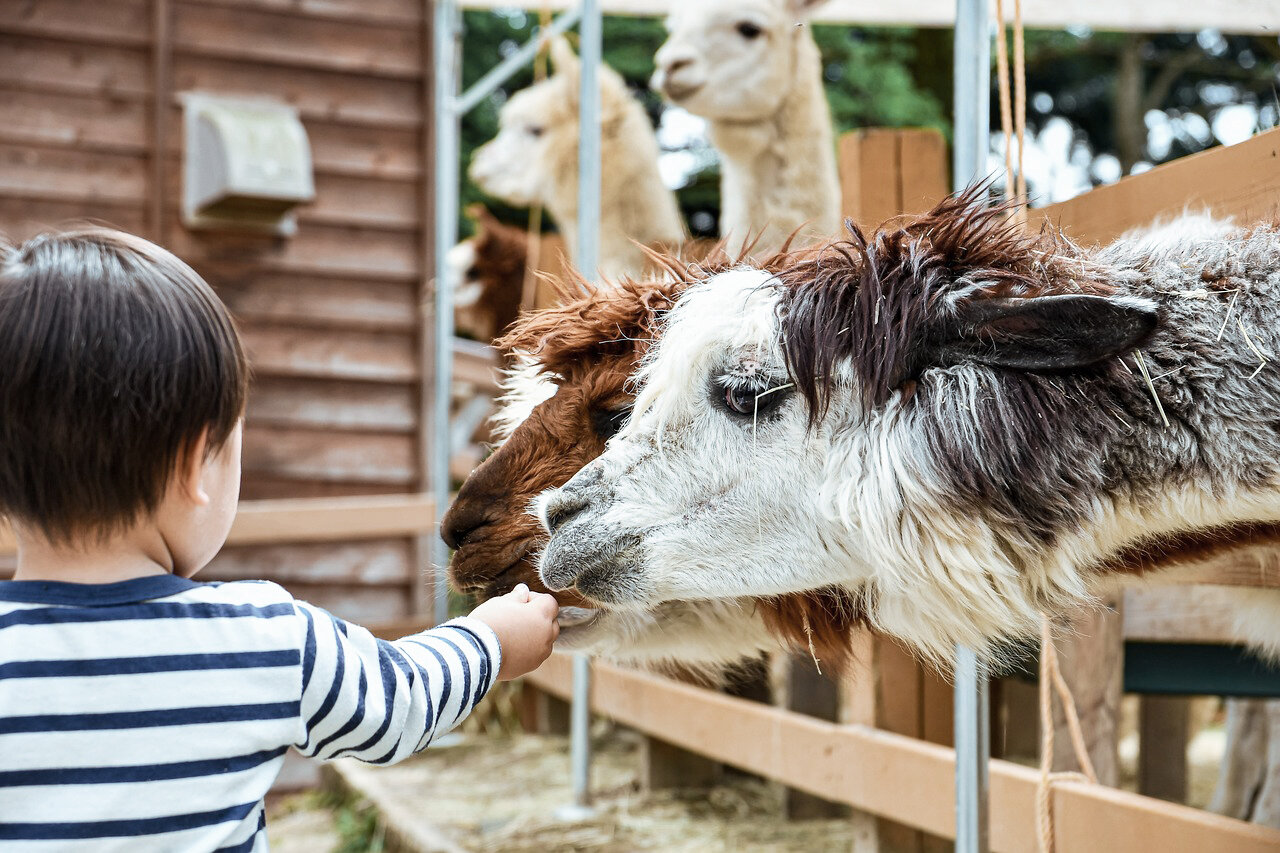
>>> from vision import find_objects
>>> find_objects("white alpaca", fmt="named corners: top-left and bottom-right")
top-left (651, 0), bottom-right (840, 252)
top-left (470, 39), bottom-right (685, 280)
top-left (535, 199), bottom-right (1280, 671)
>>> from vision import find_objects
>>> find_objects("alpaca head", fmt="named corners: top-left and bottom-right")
top-left (444, 251), bottom-right (866, 667)
top-left (449, 205), bottom-right (529, 342)
top-left (538, 193), bottom-right (1185, 662)
top-left (652, 0), bottom-right (826, 121)
top-left (470, 38), bottom-right (634, 211)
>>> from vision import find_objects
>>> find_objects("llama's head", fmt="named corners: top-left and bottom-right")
top-left (444, 250), bottom-right (865, 668)
top-left (449, 205), bottom-right (528, 342)
top-left (652, 0), bottom-right (826, 121)
top-left (538, 193), bottom-right (1167, 662)
top-left (470, 38), bottom-right (634, 210)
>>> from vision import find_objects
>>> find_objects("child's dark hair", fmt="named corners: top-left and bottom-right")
top-left (0, 227), bottom-right (248, 543)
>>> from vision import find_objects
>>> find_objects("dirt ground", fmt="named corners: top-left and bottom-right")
top-left (272, 727), bottom-right (856, 852)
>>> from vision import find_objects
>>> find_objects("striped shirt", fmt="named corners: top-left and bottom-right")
top-left (0, 574), bottom-right (501, 852)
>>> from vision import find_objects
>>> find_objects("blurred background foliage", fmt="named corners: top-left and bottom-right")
top-left (455, 10), bottom-right (1279, 237)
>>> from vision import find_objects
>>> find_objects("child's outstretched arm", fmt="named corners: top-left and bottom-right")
top-left (292, 584), bottom-right (558, 764)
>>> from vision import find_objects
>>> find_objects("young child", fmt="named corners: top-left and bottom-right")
top-left (0, 228), bottom-right (560, 851)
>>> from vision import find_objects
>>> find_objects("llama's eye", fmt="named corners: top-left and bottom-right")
top-left (718, 381), bottom-right (792, 420)
top-left (736, 21), bottom-right (763, 39)
top-left (527, 125), bottom-right (544, 138)
top-left (725, 385), bottom-right (757, 415)
top-left (590, 405), bottom-right (631, 440)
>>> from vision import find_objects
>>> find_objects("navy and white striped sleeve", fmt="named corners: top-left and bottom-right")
top-left (291, 602), bottom-right (502, 764)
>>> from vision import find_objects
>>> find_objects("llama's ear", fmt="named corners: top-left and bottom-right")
top-left (549, 37), bottom-right (580, 77)
top-left (788, 0), bottom-right (830, 18)
top-left (936, 293), bottom-right (1158, 370)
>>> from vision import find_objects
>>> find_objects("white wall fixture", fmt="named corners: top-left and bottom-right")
top-left (180, 93), bottom-right (315, 236)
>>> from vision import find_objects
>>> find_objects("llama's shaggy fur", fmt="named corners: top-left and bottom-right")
top-left (536, 193), bottom-right (1280, 669)
top-left (448, 205), bottom-right (528, 343)
top-left (442, 251), bottom-right (862, 669)
top-left (651, 0), bottom-right (839, 252)
top-left (470, 39), bottom-right (684, 280)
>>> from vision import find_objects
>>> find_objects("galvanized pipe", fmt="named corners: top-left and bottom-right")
top-left (431, 0), bottom-right (462, 628)
top-left (568, 0), bottom-right (602, 812)
top-left (952, 2), bottom-right (992, 850)
top-left (454, 7), bottom-right (584, 116)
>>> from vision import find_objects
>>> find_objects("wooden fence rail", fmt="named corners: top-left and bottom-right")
top-left (525, 654), bottom-right (1280, 853)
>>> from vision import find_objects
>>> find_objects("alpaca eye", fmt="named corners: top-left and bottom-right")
top-left (725, 385), bottom-right (757, 415)
top-left (736, 21), bottom-right (763, 39)
top-left (527, 125), bottom-right (544, 138)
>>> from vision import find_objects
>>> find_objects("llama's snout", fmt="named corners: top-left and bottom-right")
top-left (541, 490), bottom-right (588, 536)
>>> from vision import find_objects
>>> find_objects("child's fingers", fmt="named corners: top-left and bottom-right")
top-left (530, 592), bottom-right (559, 619)
top-left (510, 582), bottom-right (531, 602)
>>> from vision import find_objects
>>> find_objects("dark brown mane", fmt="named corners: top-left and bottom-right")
top-left (777, 188), bottom-right (1109, 418)
top-left (496, 238), bottom-right (810, 378)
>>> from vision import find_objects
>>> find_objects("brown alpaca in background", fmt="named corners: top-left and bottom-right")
top-left (449, 205), bottom-right (530, 344)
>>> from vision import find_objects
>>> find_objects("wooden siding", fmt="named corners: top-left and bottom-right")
top-left (0, 0), bottom-right (432, 625)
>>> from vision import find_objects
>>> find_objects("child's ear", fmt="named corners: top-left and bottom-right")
top-left (179, 429), bottom-right (212, 507)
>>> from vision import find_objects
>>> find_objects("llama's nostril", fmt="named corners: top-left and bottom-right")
top-left (544, 493), bottom-right (588, 535)
top-left (665, 57), bottom-right (694, 75)
top-left (441, 503), bottom-right (490, 550)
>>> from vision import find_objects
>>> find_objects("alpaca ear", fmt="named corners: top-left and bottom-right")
top-left (936, 293), bottom-right (1158, 370)
top-left (549, 37), bottom-right (580, 79)
top-left (789, 0), bottom-right (829, 18)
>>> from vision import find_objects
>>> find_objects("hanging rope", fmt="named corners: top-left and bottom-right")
top-left (996, 3), bottom-right (1100, 848)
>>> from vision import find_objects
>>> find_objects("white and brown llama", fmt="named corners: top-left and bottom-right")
top-left (470, 38), bottom-right (684, 280)
top-left (535, 195), bottom-right (1280, 722)
top-left (651, 0), bottom-right (840, 252)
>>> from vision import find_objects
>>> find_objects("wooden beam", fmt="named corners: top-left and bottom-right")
top-left (1037, 128), bottom-right (1280, 246)
top-left (1123, 586), bottom-right (1253, 645)
top-left (457, 0), bottom-right (1280, 34)
top-left (0, 494), bottom-right (435, 556)
top-left (526, 655), bottom-right (1280, 852)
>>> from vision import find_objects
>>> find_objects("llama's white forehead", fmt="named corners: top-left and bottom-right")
top-left (500, 79), bottom-right (568, 126)
top-left (628, 268), bottom-right (782, 425)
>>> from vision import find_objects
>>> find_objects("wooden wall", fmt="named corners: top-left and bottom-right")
top-left (0, 0), bottom-right (432, 622)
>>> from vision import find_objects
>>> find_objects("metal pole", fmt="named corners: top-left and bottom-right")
top-left (432, 0), bottom-right (461, 628)
top-left (953, 1), bottom-right (991, 851)
top-left (564, 0), bottom-right (601, 818)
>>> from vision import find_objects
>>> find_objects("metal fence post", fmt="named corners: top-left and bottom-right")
top-left (431, 0), bottom-right (461, 629)
top-left (953, 0), bottom-right (991, 850)
top-left (562, 0), bottom-right (602, 820)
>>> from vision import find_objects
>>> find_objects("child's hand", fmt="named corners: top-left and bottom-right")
top-left (468, 584), bottom-right (559, 680)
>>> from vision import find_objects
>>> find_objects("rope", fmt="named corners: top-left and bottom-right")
top-left (994, 0), bottom-right (1028, 222)
top-left (999, 8), bottom-right (1098, 848)
top-left (1035, 615), bottom-right (1098, 852)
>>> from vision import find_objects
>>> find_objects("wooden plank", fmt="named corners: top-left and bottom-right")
top-left (1123, 586), bottom-right (1248, 645)
top-left (456, 0), bottom-right (1280, 34)
top-left (242, 425), bottom-right (416, 484)
top-left (303, 122), bottom-right (421, 181)
top-left (171, 221), bottom-right (420, 281)
top-left (0, 493), bottom-right (433, 555)
top-left (0, 143), bottom-right (146, 206)
top-left (0, 0), bottom-right (150, 47)
top-left (897, 129), bottom-right (950, 218)
top-left (218, 275), bottom-right (417, 332)
top-left (0, 35), bottom-right (150, 99)
top-left (0, 88), bottom-right (149, 155)
top-left (173, 3), bottom-right (421, 79)
top-left (173, 55), bottom-right (421, 130)
top-left (248, 377), bottom-right (416, 433)
top-left (839, 129), bottom-right (899, 228)
top-left (185, 0), bottom-right (421, 27)
top-left (239, 323), bottom-right (417, 383)
top-left (1053, 605), bottom-right (1123, 786)
top-left (205, 538), bottom-right (413, 584)
top-left (1038, 128), bottom-right (1280, 246)
top-left (1138, 696), bottom-right (1190, 803)
top-left (0, 197), bottom-right (147, 241)
top-left (527, 657), bottom-right (1280, 853)
top-left (239, 478), bottom-right (413, 500)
